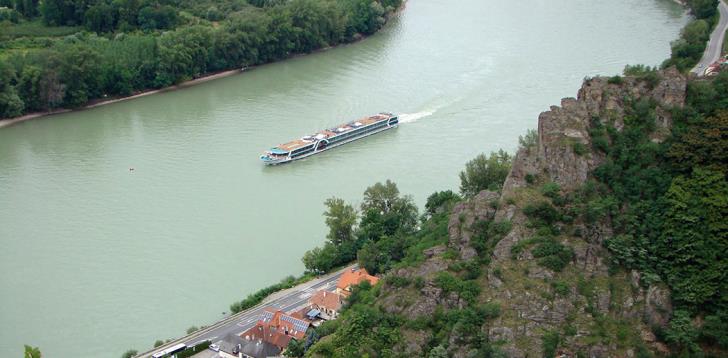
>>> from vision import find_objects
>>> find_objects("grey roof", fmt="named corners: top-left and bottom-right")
top-left (240, 339), bottom-right (281, 358)
top-left (219, 333), bottom-right (245, 355)
top-left (219, 333), bottom-right (281, 358)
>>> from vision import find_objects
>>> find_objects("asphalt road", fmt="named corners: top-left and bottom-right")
top-left (692, 0), bottom-right (728, 75)
top-left (135, 265), bottom-right (353, 358)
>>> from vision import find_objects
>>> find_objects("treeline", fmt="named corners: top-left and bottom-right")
top-left (662, 0), bottom-right (719, 71)
top-left (0, 0), bottom-right (402, 118)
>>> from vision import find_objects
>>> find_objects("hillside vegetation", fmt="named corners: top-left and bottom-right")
top-left (0, 0), bottom-right (402, 118)
top-left (284, 69), bottom-right (728, 358)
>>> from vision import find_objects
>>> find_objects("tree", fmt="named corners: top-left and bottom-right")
top-left (186, 326), bottom-right (198, 334)
top-left (657, 168), bottom-right (727, 307)
top-left (302, 243), bottom-right (339, 273)
top-left (362, 179), bottom-right (401, 214)
top-left (24, 345), bottom-right (41, 358)
top-left (357, 240), bottom-right (387, 274)
top-left (459, 150), bottom-right (512, 197)
top-left (284, 338), bottom-right (305, 357)
top-left (359, 181), bottom-right (418, 239)
top-left (518, 129), bottom-right (538, 152)
top-left (428, 345), bottom-right (447, 358)
top-left (425, 190), bottom-right (460, 216)
top-left (120, 349), bottom-right (137, 358)
top-left (323, 197), bottom-right (357, 246)
top-left (0, 60), bottom-right (23, 118)
top-left (153, 340), bottom-right (164, 348)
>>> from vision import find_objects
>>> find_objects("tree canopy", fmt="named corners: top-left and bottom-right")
top-left (0, 0), bottom-right (402, 118)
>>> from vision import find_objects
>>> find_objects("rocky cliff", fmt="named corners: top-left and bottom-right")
top-left (376, 68), bottom-right (689, 357)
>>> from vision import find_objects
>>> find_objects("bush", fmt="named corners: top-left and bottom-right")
top-left (542, 331), bottom-right (560, 358)
top-left (607, 75), bottom-right (623, 85)
top-left (523, 201), bottom-right (561, 225)
top-left (552, 280), bottom-right (571, 296)
top-left (572, 141), bottom-right (588, 156)
top-left (533, 240), bottom-right (574, 272)
top-left (540, 182), bottom-right (561, 200)
top-left (519, 129), bottom-right (538, 152)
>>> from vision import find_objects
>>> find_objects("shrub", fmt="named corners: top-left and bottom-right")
top-left (542, 331), bottom-right (560, 358)
top-left (386, 275), bottom-right (411, 288)
top-left (519, 129), bottom-right (538, 152)
top-left (540, 182), bottom-right (561, 200)
top-left (607, 75), bottom-right (623, 85)
top-left (523, 201), bottom-right (561, 224)
top-left (532, 240), bottom-right (574, 272)
top-left (552, 280), bottom-right (571, 296)
top-left (572, 141), bottom-right (588, 156)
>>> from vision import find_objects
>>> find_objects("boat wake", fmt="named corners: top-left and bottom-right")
top-left (398, 110), bottom-right (434, 124)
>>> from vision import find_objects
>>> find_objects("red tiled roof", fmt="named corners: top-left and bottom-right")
top-left (309, 290), bottom-right (343, 312)
top-left (240, 308), bottom-right (310, 349)
top-left (336, 268), bottom-right (379, 290)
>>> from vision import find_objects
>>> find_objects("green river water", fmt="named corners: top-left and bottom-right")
top-left (0, 1), bottom-right (688, 357)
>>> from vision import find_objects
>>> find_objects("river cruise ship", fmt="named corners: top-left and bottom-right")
top-left (260, 112), bottom-right (399, 165)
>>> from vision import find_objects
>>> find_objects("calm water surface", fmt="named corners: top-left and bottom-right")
top-left (0, 1), bottom-right (687, 356)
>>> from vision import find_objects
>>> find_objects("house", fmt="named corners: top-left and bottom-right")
top-left (240, 308), bottom-right (311, 351)
top-left (335, 268), bottom-right (379, 296)
top-left (217, 333), bottom-right (281, 358)
top-left (308, 290), bottom-right (344, 319)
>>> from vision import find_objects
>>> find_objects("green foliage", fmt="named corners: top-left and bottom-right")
top-left (540, 182), bottom-right (561, 200)
top-left (284, 338), bottom-right (305, 357)
top-left (519, 128), bottom-right (538, 152)
top-left (623, 65), bottom-right (661, 88)
top-left (24, 345), bottom-right (41, 358)
top-left (186, 326), bottom-right (198, 334)
top-left (120, 349), bottom-right (137, 358)
top-left (428, 345), bottom-right (448, 358)
top-left (0, 0), bottom-right (402, 118)
top-left (459, 149), bottom-right (513, 196)
top-left (470, 219), bottom-right (511, 261)
top-left (384, 275), bottom-right (411, 288)
top-left (572, 141), bottom-right (587, 156)
top-left (522, 201), bottom-right (560, 225)
top-left (607, 75), bottom-right (623, 85)
top-left (0, 60), bottom-right (21, 112)
top-left (323, 197), bottom-right (357, 246)
top-left (661, 0), bottom-right (716, 73)
top-left (592, 73), bottom-right (728, 351)
top-left (551, 280), bottom-right (570, 296)
top-left (541, 331), bottom-right (560, 358)
top-left (230, 273), bottom-right (313, 313)
top-left (434, 271), bottom-right (481, 304)
top-left (425, 190), bottom-right (461, 216)
top-left (664, 310), bottom-right (701, 353)
top-left (532, 239), bottom-right (574, 272)
top-left (153, 340), bottom-right (164, 348)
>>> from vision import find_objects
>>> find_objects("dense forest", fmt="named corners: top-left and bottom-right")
top-left (0, 0), bottom-right (402, 118)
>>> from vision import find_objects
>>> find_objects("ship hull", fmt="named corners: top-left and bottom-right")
top-left (261, 123), bottom-right (397, 165)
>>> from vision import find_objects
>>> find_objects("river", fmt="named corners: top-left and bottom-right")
top-left (0, 1), bottom-right (688, 357)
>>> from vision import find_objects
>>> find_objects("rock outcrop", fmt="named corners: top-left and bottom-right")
top-left (378, 68), bottom-right (688, 358)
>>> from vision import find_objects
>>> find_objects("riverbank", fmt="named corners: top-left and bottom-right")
top-left (0, 69), bottom-right (244, 129)
top-left (0, 37), bottom-right (372, 130)
top-left (0, 1), bottom-right (406, 129)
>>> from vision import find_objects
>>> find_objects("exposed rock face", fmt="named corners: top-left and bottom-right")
top-left (380, 69), bottom-right (687, 358)
top-left (448, 190), bottom-right (500, 260)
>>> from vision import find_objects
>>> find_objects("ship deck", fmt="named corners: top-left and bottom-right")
top-left (269, 113), bottom-right (392, 153)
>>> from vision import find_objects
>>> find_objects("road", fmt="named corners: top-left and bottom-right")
top-left (135, 265), bottom-right (354, 358)
top-left (692, 0), bottom-right (728, 75)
